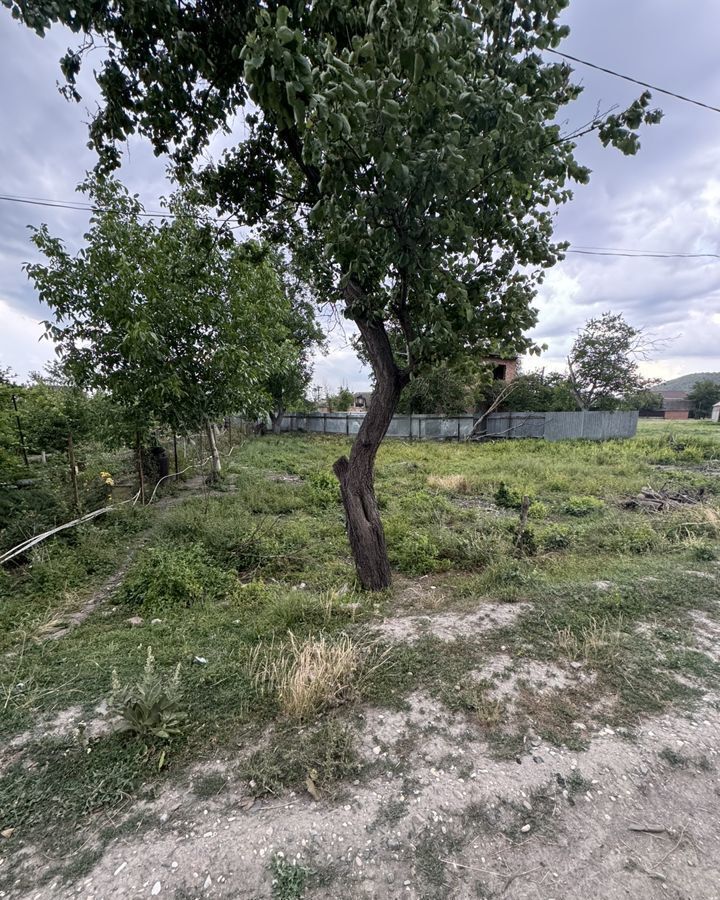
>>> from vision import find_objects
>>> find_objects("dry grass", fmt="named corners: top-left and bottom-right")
top-left (427, 474), bottom-right (473, 494)
top-left (555, 616), bottom-right (626, 662)
top-left (247, 632), bottom-right (385, 719)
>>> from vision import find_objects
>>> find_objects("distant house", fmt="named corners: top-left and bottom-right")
top-left (661, 398), bottom-right (692, 420)
top-left (352, 391), bottom-right (373, 410)
top-left (484, 356), bottom-right (519, 383)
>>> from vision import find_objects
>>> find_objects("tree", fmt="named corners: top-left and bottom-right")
top-left (328, 386), bottom-right (355, 412)
top-left (567, 313), bottom-right (657, 411)
top-left (398, 359), bottom-right (491, 414)
top-left (485, 371), bottom-right (579, 413)
top-left (688, 380), bottom-right (720, 419)
top-left (25, 177), bottom-right (286, 476)
top-left (264, 278), bottom-right (324, 434)
top-left (8, 0), bottom-right (661, 588)
top-left (620, 388), bottom-right (663, 411)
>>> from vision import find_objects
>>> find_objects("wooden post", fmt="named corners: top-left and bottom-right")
top-left (67, 432), bottom-right (81, 513)
top-left (173, 433), bottom-right (179, 478)
top-left (228, 417), bottom-right (233, 447)
top-left (11, 394), bottom-right (29, 468)
top-left (135, 431), bottom-right (145, 504)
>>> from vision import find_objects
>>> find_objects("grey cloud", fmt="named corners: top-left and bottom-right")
top-left (1, 1), bottom-right (719, 385)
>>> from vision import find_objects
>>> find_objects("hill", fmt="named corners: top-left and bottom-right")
top-left (657, 372), bottom-right (720, 393)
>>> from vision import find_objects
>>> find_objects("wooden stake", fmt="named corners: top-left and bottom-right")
top-left (135, 431), bottom-right (145, 504)
top-left (67, 431), bottom-right (81, 513)
top-left (173, 433), bottom-right (179, 478)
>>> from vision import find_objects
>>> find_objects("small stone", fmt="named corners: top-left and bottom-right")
top-left (520, 824), bottom-right (531, 833)
top-left (203, 875), bottom-right (212, 890)
top-left (151, 618), bottom-right (163, 626)
top-left (151, 883), bottom-right (161, 896)
top-left (572, 722), bottom-right (587, 731)
top-left (193, 657), bottom-right (208, 665)
top-left (373, 746), bottom-right (381, 755)
top-left (570, 661), bottom-right (582, 670)
top-left (126, 616), bottom-right (143, 627)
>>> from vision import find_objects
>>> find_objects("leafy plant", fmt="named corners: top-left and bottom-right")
top-left (118, 543), bottom-right (238, 613)
top-left (563, 496), bottom-right (605, 517)
top-left (494, 482), bottom-right (527, 510)
top-left (110, 647), bottom-right (187, 742)
top-left (306, 471), bottom-right (340, 508)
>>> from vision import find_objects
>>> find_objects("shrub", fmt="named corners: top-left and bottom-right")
top-left (562, 495), bottom-right (605, 517)
top-left (494, 482), bottom-right (537, 510)
top-left (388, 529), bottom-right (445, 575)
top-left (528, 500), bottom-right (548, 519)
top-left (306, 471), bottom-right (340, 507)
top-left (494, 482), bottom-right (524, 509)
top-left (537, 524), bottom-right (573, 552)
top-left (118, 543), bottom-right (238, 613)
top-left (687, 539), bottom-right (718, 562)
top-left (110, 647), bottom-right (187, 741)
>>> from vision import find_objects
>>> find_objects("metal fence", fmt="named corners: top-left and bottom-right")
top-left (279, 410), bottom-right (639, 442)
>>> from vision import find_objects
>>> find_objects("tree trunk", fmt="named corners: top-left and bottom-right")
top-left (205, 420), bottom-right (222, 478)
top-left (270, 409), bottom-right (284, 435)
top-left (333, 317), bottom-right (408, 591)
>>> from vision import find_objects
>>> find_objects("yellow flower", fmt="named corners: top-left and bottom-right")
top-left (99, 471), bottom-right (115, 486)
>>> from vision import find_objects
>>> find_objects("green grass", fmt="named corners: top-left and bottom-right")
top-left (0, 421), bottom-right (719, 891)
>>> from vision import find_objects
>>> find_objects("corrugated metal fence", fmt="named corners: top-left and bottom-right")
top-left (280, 410), bottom-right (639, 442)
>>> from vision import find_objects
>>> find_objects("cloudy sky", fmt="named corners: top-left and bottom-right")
top-left (1, 0), bottom-right (719, 391)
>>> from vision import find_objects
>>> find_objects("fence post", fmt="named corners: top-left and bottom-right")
top-left (173, 434), bottom-right (179, 478)
top-left (457, 418), bottom-right (460, 442)
top-left (67, 432), bottom-right (81, 513)
top-left (323, 413), bottom-right (327, 434)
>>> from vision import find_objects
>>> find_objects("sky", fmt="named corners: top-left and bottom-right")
top-left (1, 1), bottom-right (719, 392)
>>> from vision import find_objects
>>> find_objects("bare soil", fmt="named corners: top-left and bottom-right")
top-left (10, 605), bottom-right (720, 900)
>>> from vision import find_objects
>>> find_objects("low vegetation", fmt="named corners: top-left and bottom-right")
top-left (0, 420), bottom-right (719, 893)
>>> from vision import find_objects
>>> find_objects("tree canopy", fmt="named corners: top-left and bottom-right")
top-left (26, 177), bottom-right (288, 440)
top-left (7, 0), bottom-right (662, 588)
top-left (688, 380), bottom-right (720, 419)
top-left (567, 312), bottom-right (657, 411)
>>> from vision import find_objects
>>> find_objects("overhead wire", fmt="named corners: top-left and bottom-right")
top-left (547, 49), bottom-right (720, 115)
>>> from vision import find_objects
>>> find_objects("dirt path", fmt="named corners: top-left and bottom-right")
top-left (39, 475), bottom-right (211, 642)
top-left (17, 672), bottom-right (720, 899)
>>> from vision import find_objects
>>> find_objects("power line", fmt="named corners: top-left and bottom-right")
top-left (0, 192), bottom-right (237, 225)
top-left (566, 246), bottom-right (720, 260)
top-left (2, 192), bottom-right (718, 261)
top-left (547, 49), bottom-right (720, 115)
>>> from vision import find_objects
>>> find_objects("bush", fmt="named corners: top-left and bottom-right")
top-left (387, 528), bottom-right (446, 575)
top-left (118, 543), bottom-right (238, 613)
top-left (306, 471), bottom-right (340, 507)
top-left (562, 496), bottom-right (605, 517)
top-left (494, 482), bottom-right (536, 510)
top-left (537, 524), bottom-right (573, 552)
top-left (110, 647), bottom-right (187, 742)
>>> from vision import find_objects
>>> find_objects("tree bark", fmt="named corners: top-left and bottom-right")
top-left (270, 408), bottom-right (284, 435)
top-left (205, 420), bottom-right (222, 478)
top-left (333, 316), bottom-right (408, 591)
